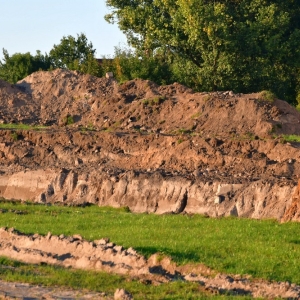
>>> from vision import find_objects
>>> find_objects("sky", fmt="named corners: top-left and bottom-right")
top-left (0, 0), bottom-right (128, 60)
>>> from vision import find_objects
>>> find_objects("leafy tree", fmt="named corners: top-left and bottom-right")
top-left (106, 46), bottom-right (172, 84)
top-left (0, 49), bottom-right (51, 83)
top-left (49, 33), bottom-right (101, 76)
top-left (105, 0), bottom-right (300, 103)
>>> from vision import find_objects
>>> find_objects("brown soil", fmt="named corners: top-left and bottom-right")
top-left (2, 69), bottom-right (300, 298)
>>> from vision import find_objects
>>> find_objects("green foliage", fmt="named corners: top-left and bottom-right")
top-left (10, 132), bottom-right (19, 141)
top-left (142, 96), bottom-right (165, 106)
top-left (281, 134), bottom-right (300, 142)
top-left (104, 46), bottom-right (173, 85)
top-left (105, 0), bottom-right (300, 103)
top-left (61, 115), bottom-right (74, 126)
top-left (0, 49), bottom-right (51, 83)
top-left (0, 257), bottom-right (254, 300)
top-left (50, 34), bottom-right (94, 69)
top-left (258, 91), bottom-right (276, 103)
top-left (0, 123), bottom-right (47, 130)
top-left (49, 33), bottom-right (102, 77)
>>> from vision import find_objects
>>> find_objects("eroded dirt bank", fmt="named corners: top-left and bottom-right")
top-left (0, 128), bottom-right (299, 220)
top-left (1, 70), bottom-right (300, 221)
top-left (1, 227), bottom-right (300, 299)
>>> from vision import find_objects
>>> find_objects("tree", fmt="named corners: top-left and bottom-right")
top-left (106, 46), bottom-right (172, 84)
top-left (0, 49), bottom-right (51, 83)
top-left (49, 33), bottom-right (100, 75)
top-left (105, 0), bottom-right (300, 103)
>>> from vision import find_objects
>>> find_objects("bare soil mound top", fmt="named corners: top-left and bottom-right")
top-left (0, 79), bottom-right (39, 124)
top-left (0, 69), bottom-right (298, 137)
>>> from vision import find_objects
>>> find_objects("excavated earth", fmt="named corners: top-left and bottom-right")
top-left (1, 69), bottom-right (300, 298)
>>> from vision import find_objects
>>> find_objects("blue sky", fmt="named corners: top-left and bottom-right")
top-left (0, 0), bottom-right (127, 60)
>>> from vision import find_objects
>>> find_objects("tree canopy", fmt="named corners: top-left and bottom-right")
top-left (105, 0), bottom-right (300, 103)
top-left (49, 33), bottom-right (97, 71)
top-left (0, 33), bottom-right (102, 83)
top-left (0, 49), bottom-right (51, 84)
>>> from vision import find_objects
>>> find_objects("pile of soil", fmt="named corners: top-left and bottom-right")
top-left (0, 69), bottom-right (299, 136)
top-left (1, 70), bottom-right (300, 220)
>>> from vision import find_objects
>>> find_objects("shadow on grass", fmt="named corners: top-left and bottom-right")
top-left (134, 246), bottom-right (201, 263)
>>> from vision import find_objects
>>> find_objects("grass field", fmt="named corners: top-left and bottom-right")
top-left (0, 200), bottom-right (299, 298)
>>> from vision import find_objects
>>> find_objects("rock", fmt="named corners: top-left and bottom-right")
top-left (114, 288), bottom-right (133, 300)
top-left (73, 234), bottom-right (83, 241)
top-left (114, 245), bottom-right (123, 253)
top-left (214, 196), bottom-right (223, 204)
top-left (106, 72), bottom-right (114, 79)
top-left (95, 238), bottom-right (110, 245)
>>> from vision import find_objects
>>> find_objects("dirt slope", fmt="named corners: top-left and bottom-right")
top-left (0, 69), bottom-right (300, 221)
top-left (0, 69), bottom-right (298, 137)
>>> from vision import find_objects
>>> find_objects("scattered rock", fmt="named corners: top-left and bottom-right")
top-left (114, 288), bottom-right (133, 300)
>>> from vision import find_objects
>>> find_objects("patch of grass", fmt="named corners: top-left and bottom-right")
top-left (281, 134), bottom-right (300, 142)
top-left (174, 128), bottom-right (192, 135)
top-left (142, 96), bottom-right (166, 106)
top-left (258, 90), bottom-right (276, 102)
top-left (10, 132), bottom-right (19, 141)
top-left (0, 124), bottom-right (47, 130)
top-left (0, 258), bottom-right (253, 300)
top-left (1, 202), bottom-right (300, 286)
top-left (61, 115), bottom-right (74, 126)
top-left (191, 112), bottom-right (201, 119)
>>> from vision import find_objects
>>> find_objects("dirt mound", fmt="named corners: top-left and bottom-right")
top-left (0, 69), bottom-right (296, 137)
top-left (1, 70), bottom-right (300, 220)
top-left (1, 227), bottom-right (300, 299)
top-left (0, 79), bottom-right (39, 124)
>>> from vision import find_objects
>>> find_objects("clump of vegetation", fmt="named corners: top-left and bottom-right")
top-left (191, 112), bottom-right (201, 119)
top-left (10, 132), bottom-right (19, 141)
top-left (258, 90), bottom-right (276, 103)
top-left (61, 115), bottom-right (74, 126)
top-left (281, 134), bottom-right (300, 143)
top-left (142, 96), bottom-right (166, 106)
top-left (0, 123), bottom-right (47, 130)
top-left (174, 128), bottom-right (192, 135)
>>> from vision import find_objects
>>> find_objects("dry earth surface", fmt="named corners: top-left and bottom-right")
top-left (1, 69), bottom-right (300, 298)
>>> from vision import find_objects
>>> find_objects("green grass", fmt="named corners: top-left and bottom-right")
top-left (0, 257), bottom-right (255, 300)
top-left (258, 90), bottom-right (276, 102)
top-left (0, 123), bottom-right (47, 130)
top-left (142, 96), bottom-right (166, 106)
top-left (0, 201), bottom-right (300, 298)
top-left (281, 134), bottom-right (300, 142)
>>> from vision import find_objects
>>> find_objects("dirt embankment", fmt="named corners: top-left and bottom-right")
top-left (1, 69), bottom-right (300, 221)
top-left (2, 69), bottom-right (300, 297)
